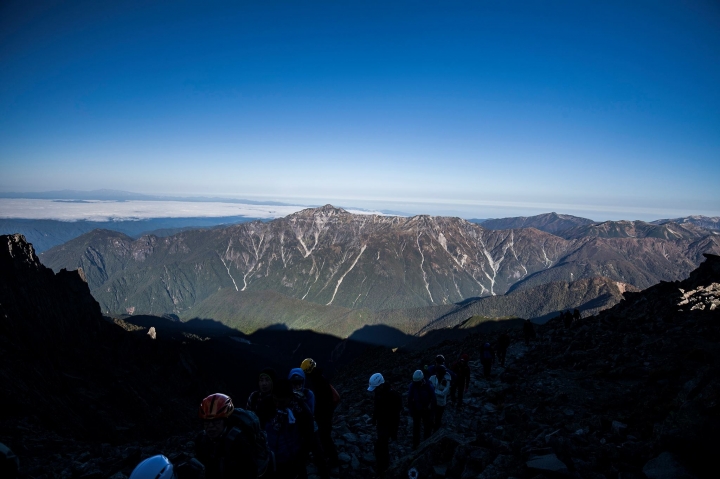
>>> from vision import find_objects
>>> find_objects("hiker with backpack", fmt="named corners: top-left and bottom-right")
top-left (407, 370), bottom-right (436, 449)
top-left (266, 379), bottom-right (329, 479)
top-left (247, 368), bottom-right (279, 428)
top-left (429, 365), bottom-right (451, 431)
top-left (450, 353), bottom-right (471, 409)
top-left (480, 343), bottom-right (494, 378)
top-left (289, 367), bottom-right (316, 415)
top-left (427, 354), bottom-right (457, 383)
top-left (497, 333), bottom-right (510, 366)
top-left (196, 393), bottom-right (270, 479)
top-left (368, 373), bottom-right (402, 473)
top-left (301, 358), bottom-right (340, 467)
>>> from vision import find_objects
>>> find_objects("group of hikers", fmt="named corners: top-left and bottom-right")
top-left (128, 358), bottom-right (340, 479)
top-left (101, 321), bottom-right (543, 479)
top-left (0, 320), bottom-right (551, 479)
top-left (560, 309), bottom-right (581, 329)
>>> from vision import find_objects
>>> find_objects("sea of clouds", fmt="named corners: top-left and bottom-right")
top-left (0, 199), bottom-right (383, 221)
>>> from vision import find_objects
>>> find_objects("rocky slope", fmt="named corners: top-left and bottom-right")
top-left (327, 253), bottom-right (720, 479)
top-left (41, 207), bottom-right (719, 322)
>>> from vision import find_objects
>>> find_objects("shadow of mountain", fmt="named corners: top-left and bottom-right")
top-left (403, 317), bottom-right (525, 351)
top-left (348, 324), bottom-right (415, 348)
top-left (119, 316), bottom-right (377, 379)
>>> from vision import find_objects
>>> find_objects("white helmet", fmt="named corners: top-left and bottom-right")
top-left (368, 373), bottom-right (385, 391)
top-left (129, 455), bottom-right (175, 479)
top-left (412, 370), bottom-right (424, 382)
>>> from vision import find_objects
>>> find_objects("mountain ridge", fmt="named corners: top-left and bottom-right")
top-left (39, 206), bottom-right (719, 337)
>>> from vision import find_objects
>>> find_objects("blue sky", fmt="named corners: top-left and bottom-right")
top-left (1, 0), bottom-right (719, 220)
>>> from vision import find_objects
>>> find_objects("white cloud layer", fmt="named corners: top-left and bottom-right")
top-left (0, 199), bottom-right (375, 221)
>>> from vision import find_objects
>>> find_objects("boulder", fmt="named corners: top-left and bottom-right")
top-left (526, 454), bottom-right (569, 476)
top-left (642, 452), bottom-right (697, 479)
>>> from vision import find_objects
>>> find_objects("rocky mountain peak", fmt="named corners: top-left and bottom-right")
top-left (291, 204), bottom-right (351, 218)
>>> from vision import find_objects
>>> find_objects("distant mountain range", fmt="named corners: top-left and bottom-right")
top-left (0, 216), bottom-right (262, 253)
top-left (478, 212), bottom-right (595, 233)
top-left (40, 206), bottom-right (719, 337)
top-left (478, 212), bottom-right (720, 235)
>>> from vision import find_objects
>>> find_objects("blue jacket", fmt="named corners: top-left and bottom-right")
top-left (288, 368), bottom-right (316, 414)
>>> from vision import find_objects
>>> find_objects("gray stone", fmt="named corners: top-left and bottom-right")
top-left (350, 454), bottom-right (360, 470)
top-left (342, 432), bottom-right (358, 443)
top-left (643, 452), bottom-right (697, 479)
top-left (338, 452), bottom-right (351, 464)
top-left (433, 464), bottom-right (448, 476)
top-left (526, 453), bottom-right (569, 475)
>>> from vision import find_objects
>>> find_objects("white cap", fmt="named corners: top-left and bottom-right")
top-left (368, 373), bottom-right (385, 391)
top-left (412, 370), bottom-right (424, 382)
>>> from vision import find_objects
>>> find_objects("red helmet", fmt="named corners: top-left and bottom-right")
top-left (199, 393), bottom-right (234, 420)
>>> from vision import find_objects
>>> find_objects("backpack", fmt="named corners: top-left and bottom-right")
top-left (265, 408), bottom-right (302, 466)
top-left (225, 409), bottom-right (270, 475)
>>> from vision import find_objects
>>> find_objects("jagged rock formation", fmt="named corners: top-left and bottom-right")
top-left (0, 234), bottom-right (201, 442)
top-left (40, 206), bottom-right (719, 323)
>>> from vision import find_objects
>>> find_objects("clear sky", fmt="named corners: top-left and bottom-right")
top-left (1, 0), bottom-right (719, 220)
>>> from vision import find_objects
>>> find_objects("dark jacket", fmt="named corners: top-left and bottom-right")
top-left (373, 383), bottom-right (402, 439)
top-left (427, 364), bottom-right (457, 383)
top-left (196, 409), bottom-right (266, 479)
top-left (305, 367), bottom-right (334, 419)
top-left (450, 360), bottom-right (471, 389)
top-left (247, 368), bottom-right (279, 428)
top-left (407, 380), bottom-right (436, 415)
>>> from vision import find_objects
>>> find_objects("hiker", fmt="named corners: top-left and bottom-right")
top-left (450, 353), bottom-right (471, 409)
top-left (429, 354), bottom-right (457, 378)
top-left (196, 393), bottom-right (270, 479)
top-left (301, 358), bottom-right (339, 466)
top-left (247, 368), bottom-right (279, 428)
top-left (523, 319), bottom-right (536, 346)
top-left (289, 367), bottom-right (316, 415)
top-left (429, 365), bottom-right (451, 431)
top-left (562, 310), bottom-right (573, 329)
top-left (0, 443), bottom-right (19, 479)
top-left (368, 373), bottom-right (402, 473)
top-left (573, 308), bottom-right (581, 322)
top-left (497, 333), bottom-right (510, 366)
top-left (266, 379), bottom-right (329, 479)
top-left (480, 343), bottom-right (494, 378)
top-left (407, 370), bottom-right (436, 449)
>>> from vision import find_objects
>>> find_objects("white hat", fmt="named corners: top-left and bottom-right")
top-left (368, 373), bottom-right (385, 391)
top-left (412, 370), bottom-right (424, 382)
